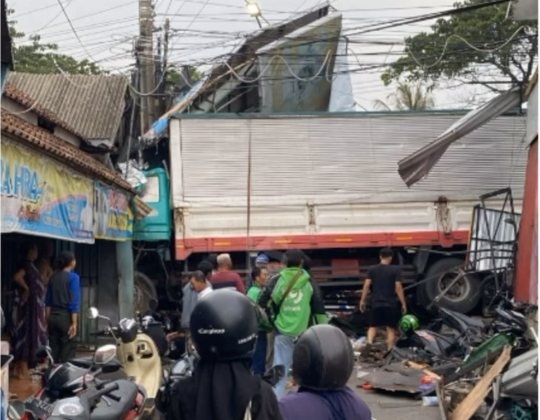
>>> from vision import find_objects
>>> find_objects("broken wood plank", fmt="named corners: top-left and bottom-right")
top-left (449, 346), bottom-right (512, 420)
top-left (405, 361), bottom-right (442, 381)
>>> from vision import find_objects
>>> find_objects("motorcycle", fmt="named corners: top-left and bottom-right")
top-left (87, 307), bottom-right (162, 418)
top-left (10, 345), bottom-right (146, 420)
top-left (387, 300), bottom-right (533, 370)
top-left (11, 344), bottom-right (125, 418)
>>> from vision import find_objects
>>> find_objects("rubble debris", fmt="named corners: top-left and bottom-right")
top-left (435, 380), bottom-right (449, 420)
top-left (459, 333), bottom-right (514, 373)
top-left (449, 346), bottom-right (512, 420)
top-left (500, 347), bottom-right (538, 399)
top-left (355, 298), bottom-right (537, 420)
top-left (356, 363), bottom-right (428, 395)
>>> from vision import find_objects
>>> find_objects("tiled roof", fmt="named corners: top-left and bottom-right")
top-left (7, 73), bottom-right (129, 141)
top-left (3, 82), bottom-right (85, 140)
top-left (1, 110), bottom-right (134, 193)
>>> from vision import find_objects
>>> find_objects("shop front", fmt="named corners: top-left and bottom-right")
top-left (0, 136), bottom-right (135, 347)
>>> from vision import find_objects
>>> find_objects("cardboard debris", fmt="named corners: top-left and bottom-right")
top-left (405, 360), bottom-right (442, 381)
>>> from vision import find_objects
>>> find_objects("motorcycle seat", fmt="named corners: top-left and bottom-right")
top-left (91, 379), bottom-right (139, 420)
top-left (69, 355), bottom-right (123, 371)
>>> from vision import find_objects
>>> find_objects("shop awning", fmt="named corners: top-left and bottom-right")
top-left (398, 87), bottom-right (522, 187)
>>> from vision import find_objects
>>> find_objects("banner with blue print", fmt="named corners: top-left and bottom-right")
top-left (94, 181), bottom-right (133, 241)
top-left (0, 141), bottom-right (94, 243)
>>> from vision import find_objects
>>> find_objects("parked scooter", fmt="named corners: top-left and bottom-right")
top-left (87, 307), bottom-right (162, 418)
top-left (10, 345), bottom-right (146, 420)
top-left (11, 344), bottom-right (125, 417)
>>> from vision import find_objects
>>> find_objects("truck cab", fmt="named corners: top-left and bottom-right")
top-left (134, 168), bottom-right (171, 241)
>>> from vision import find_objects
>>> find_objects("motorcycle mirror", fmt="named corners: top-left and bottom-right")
top-left (8, 400), bottom-right (25, 420)
top-left (94, 344), bottom-right (117, 365)
top-left (149, 299), bottom-right (158, 312)
top-left (88, 307), bottom-right (99, 319)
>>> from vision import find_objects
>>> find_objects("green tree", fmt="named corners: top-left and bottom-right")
top-left (165, 66), bottom-right (203, 87)
top-left (374, 81), bottom-right (435, 111)
top-left (8, 9), bottom-right (102, 75)
top-left (381, 0), bottom-right (538, 93)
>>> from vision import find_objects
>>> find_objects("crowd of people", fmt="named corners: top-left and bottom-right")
top-left (7, 243), bottom-right (80, 378)
top-left (6, 241), bottom-right (408, 420)
top-left (176, 249), bottom-right (376, 420)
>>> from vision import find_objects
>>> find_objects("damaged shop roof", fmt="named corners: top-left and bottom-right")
top-left (7, 72), bottom-right (129, 145)
top-left (1, 110), bottom-right (134, 193)
top-left (398, 87), bottom-right (523, 187)
top-left (3, 82), bottom-right (86, 141)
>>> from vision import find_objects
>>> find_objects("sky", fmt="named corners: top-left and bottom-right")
top-left (7, 0), bottom-right (495, 110)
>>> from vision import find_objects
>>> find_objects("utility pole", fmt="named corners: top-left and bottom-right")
top-left (159, 18), bottom-right (170, 115)
top-left (139, 0), bottom-right (156, 133)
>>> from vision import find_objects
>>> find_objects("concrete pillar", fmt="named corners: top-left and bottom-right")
top-left (117, 240), bottom-right (134, 318)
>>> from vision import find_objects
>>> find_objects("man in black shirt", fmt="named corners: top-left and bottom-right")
top-left (359, 248), bottom-right (407, 350)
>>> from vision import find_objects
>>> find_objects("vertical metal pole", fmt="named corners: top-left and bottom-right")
top-left (139, 0), bottom-right (156, 132)
top-left (117, 241), bottom-right (135, 318)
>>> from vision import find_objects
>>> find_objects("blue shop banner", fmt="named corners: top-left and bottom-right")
top-left (1, 141), bottom-right (94, 242)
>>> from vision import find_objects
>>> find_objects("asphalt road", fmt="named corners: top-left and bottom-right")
top-left (356, 388), bottom-right (441, 420)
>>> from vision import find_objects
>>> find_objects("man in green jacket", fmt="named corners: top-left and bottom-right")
top-left (269, 249), bottom-right (327, 399)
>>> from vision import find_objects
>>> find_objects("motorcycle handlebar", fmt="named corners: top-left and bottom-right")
top-left (89, 328), bottom-right (119, 337)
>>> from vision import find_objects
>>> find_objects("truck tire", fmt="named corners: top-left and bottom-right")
top-left (424, 258), bottom-right (481, 314)
top-left (134, 271), bottom-right (158, 314)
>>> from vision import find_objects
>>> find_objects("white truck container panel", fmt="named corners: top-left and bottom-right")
top-left (168, 113), bottom-right (526, 255)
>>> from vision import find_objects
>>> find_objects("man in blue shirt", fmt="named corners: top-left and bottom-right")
top-left (45, 251), bottom-right (80, 363)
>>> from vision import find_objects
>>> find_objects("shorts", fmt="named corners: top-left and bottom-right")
top-left (369, 306), bottom-right (399, 328)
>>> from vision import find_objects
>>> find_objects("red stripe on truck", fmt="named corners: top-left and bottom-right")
top-left (175, 230), bottom-right (469, 260)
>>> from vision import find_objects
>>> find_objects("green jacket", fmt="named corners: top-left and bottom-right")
top-left (247, 284), bottom-right (262, 303)
top-left (271, 268), bottom-right (313, 337)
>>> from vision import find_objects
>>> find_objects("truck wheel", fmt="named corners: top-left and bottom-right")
top-left (134, 271), bottom-right (158, 314)
top-left (424, 258), bottom-right (481, 314)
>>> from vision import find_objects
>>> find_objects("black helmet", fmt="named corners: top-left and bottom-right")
top-left (292, 325), bottom-right (354, 390)
top-left (190, 290), bottom-right (258, 361)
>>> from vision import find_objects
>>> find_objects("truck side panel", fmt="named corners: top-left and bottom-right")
top-left (174, 200), bottom-right (521, 259)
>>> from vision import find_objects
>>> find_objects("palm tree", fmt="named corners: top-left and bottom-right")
top-left (374, 81), bottom-right (435, 111)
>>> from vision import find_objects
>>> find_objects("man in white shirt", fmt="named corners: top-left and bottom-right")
top-left (190, 270), bottom-right (213, 300)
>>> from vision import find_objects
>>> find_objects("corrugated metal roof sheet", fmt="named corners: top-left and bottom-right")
top-left (3, 82), bottom-right (84, 139)
top-left (1, 109), bottom-right (134, 192)
top-left (7, 73), bottom-right (129, 141)
top-left (398, 88), bottom-right (523, 187)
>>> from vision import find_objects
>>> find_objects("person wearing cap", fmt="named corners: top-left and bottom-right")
top-left (246, 254), bottom-right (270, 289)
top-left (167, 290), bottom-right (283, 420)
top-left (279, 325), bottom-right (371, 420)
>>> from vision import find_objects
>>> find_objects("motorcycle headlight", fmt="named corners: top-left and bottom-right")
top-left (51, 398), bottom-right (84, 417)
